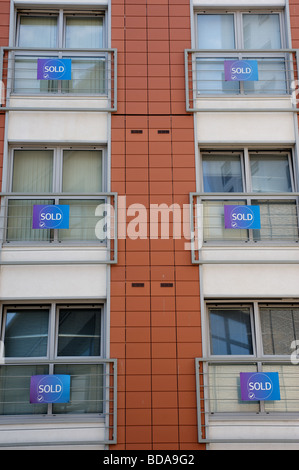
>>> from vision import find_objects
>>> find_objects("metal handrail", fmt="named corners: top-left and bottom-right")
top-left (195, 357), bottom-right (299, 444)
top-left (0, 358), bottom-right (118, 447)
top-left (185, 48), bottom-right (299, 112)
top-left (189, 192), bottom-right (299, 264)
top-left (0, 46), bottom-right (117, 112)
top-left (0, 192), bottom-right (118, 265)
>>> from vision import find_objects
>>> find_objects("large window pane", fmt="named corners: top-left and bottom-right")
top-left (197, 14), bottom-right (235, 49)
top-left (0, 365), bottom-right (48, 415)
top-left (57, 308), bottom-right (101, 356)
top-left (196, 58), bottom-right (240, 94)
top-left (209, 364), bottom-right (258, 413)
top-left (264, 364), bottom-right (299, 413)
top-left (260, 307), bottom-right (299, 355)
top-left (203, 154), bottom-right (243, 192)
top-left (210, 307), bottom-right (253, 355)
top-left (4, 308), bottom-right (49, 357)
top-left (61, 58), bottom-right (106, 94)
top-left (250, 155), bottom-right (292, 193)
top-left (252, 201), bottom-right (298, 242)
top-left (62, 150), bottom-right (102, 193)
top-left (203, 200), bottom-right (248, 242)
top-left (18, 16), bottom-right (57, 48)
top-left (243, 14), bottom-right (282, 49)
top-left (14, 57), bottom-right (38, 94)
top-left (243, 58), bottom-right (287, 95)
top-left (14, 57), bottom-right (58, 94)
top-left (7, 199), bottom-right (54, 242)
top-left (58, 199), bottom-right (104, 242)
top-left (12, 150), bottom-right (53, 193)
top-left (65, 17), bottom-right (103, 49)
top-left (53, 364), bottom-right (104, 414)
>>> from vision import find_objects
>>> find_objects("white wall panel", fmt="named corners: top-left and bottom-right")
top-left (0, 422), bottom-right (106, 449)
top-left (193, 0), bottom-right (285, 7)
top-left (196, 111), bottom-right (295, 144)
top-left (202, 263), bottom-right (299, 298)
top-left (0, 264), bottom-right (107, 299)
top-left (7, 110), bottom-right (108, 143)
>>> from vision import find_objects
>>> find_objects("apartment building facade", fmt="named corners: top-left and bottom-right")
top-left (0, 0), bottom-right (298, 452)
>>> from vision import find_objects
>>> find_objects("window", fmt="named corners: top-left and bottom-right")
top-left (207, 303), bottom-right (299, 414)
top-left (201, 148), bottom-right (298, 243)
top-left (6, 147), bottom-right (106, 243)
top-left (196, 11), bottom-right (288, 95)
top-left (210, 306), bottom-right (253, 355)
top-left (14, 10), bottom-right (106, 94)
top-left (0, 304), bottom-right (105, 416)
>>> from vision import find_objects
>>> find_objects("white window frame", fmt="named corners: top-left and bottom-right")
top-left (11, 7), bottom-right (108, 97)
top-left (195, 10), bottom-right (287, 50)
top-left (205, 300), bottom-right (299, 417)
top-left (200, 148), bottom-right (296, 193)
top-left (15, 8), bottom-right (107, 49)
top-left (194, 9), bottom-right (291, 96)
top-left (3, 145), bottom-right (107, 246)
top-left (0, 301), bottom-right (107, 419)
top-left (199, 146), bottom-right (299, 245)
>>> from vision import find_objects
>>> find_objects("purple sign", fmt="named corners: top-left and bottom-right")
top-left (32, 205), bottom-right (69, 230)
top-left (240, 372), bottom-right (280, 401)
top-left (37, 58), bottom-right (72, 80)
top-left (30, 375), bottom-right (71, 404)
top-left (224, 205), bottom-right (261, 230)
top-left (224, 60), bottom-right (259, 81)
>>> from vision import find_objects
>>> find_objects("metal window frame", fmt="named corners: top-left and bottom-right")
top-left (199, 148), bottom-right (295, 194)
top-left (0, 145), bottom-right (118, 258)
top-left (0, 300), bottom-right (118, 445)
top-left (195, 10), bottom-right (287, 50)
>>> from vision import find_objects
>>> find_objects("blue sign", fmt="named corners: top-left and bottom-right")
top-left (240, 372), bottom-right (280, 401)
top-left (30, 375), bottom-right (71, 404)
top-left (37, 58), bottom-right (72, 80)
top-left (224, 205), bottom-right (261, 230)
top-left (224, 60), bottom-right (259, 81)
top-left (32, 205), bottom-right (70, 230)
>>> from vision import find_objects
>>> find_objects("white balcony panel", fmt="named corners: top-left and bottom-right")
top-left (202, 261), bottom-right (299, 298)
top-left (196, 103), bottom-right (295, 144)
top-left (7, 110), bottom-right (108, 143)
top-left (0, 264), bottom-right (107, 300)
top-left (208, 421), bottom-right (299, 450)
top-left (193, 0), bottom-right (285, 6)
top-left (0, 422), bottom-right (106, 450)
top-left (14, 0), bottom-right (108, 6)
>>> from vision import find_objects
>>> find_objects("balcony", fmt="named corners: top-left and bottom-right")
top-left (0, 193), bottom-right (118, 264)
top-left (0, 47), bottom-right (117, 112)
top-left (189, 192), bottom-right (299, 263)
top-left (185, 49), bottom-right (299, 113)
top-left (195, 357), bottom-right (299, 445)
top-left (0, 359), bottom-right (117, 447)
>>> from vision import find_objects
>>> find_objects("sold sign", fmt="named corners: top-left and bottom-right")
top-left (224, 60), bottom-right (259, 81)
top-left (32, 205), bottom-right (69, 230)
top-left (37, 58), bottom-right (72, 80)
top-left (224, 205), bottom-right (261, 230)
top-left (30, 375), bottom-right (71, 404)
top-left (240, 372), bottom-right (280, 401)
